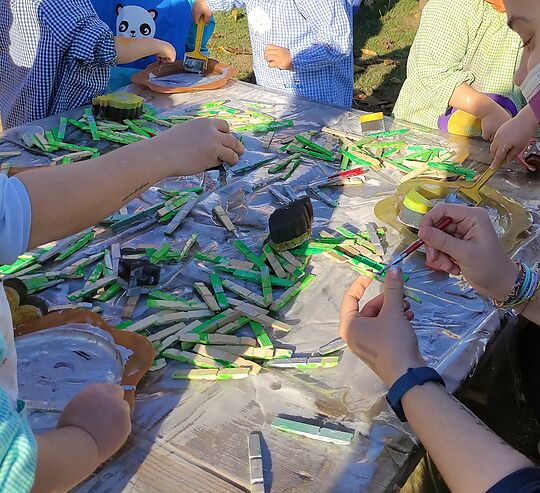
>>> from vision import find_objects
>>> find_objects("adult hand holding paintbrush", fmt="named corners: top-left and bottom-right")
top-left (418, 204), bottom-right (519, 300)
top-left (377, 217), bottom-right (453, 276)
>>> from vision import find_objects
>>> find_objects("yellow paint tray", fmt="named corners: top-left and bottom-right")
top-left (374, 177), bottom-right (532, 253)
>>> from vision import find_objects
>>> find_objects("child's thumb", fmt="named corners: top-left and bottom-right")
top-left (382, 267), bottom-right (404, 314)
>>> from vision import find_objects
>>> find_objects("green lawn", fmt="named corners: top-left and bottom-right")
top-left (206, 0), bottom-right (421, 113)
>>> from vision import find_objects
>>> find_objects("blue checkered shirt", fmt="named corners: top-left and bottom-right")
top-left (207, 0), bottom-right (353, 107)
top-left (0, 0), bottom-right (116, 129)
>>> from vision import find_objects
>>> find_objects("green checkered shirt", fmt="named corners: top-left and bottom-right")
top-left (393, 0), bottom-right (523, 130)
top-left (0, 390), bottom-right (36, 492)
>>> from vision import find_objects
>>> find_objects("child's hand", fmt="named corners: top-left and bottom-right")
top-left (193, 0), bottom-right (213, 24)
top-left (154, 39), bottom-right (176, 64)
top-left (480, 104), bottom-right (512, 142)
top-left (149, 118), bottom-right (245, 175)
top-left (491, 105), bottom-right (538, 170)
top-left (58, 384), bottom-right (131, 462)
top-left (264, 45), bottom-right (294, 71)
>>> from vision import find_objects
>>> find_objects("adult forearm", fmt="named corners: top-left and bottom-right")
top-left (449, 83), bottom-right (499, 118)
top-left (32, 427), bottom-right (100, 493)
top-left (402, 382), bottom-right (532, 493)
top-left (18, 141), bottom-right (170, 249)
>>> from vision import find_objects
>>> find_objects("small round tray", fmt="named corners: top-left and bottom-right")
top-left (17, 326), bottom-right (124, 430)
top-left (132, 59), bottom-right (239, 94)
top-left (16, 310), bottom-right (154, 409)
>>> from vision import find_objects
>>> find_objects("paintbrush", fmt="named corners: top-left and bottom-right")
top-left (183, 20), bottom-right (208, 74)
top-left (377, 217), bottom-right (453, 275)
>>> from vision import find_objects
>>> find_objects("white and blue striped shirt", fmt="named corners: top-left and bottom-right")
top-left (0, 0), bottom-right (116, 128)
top-left (207, 0), bottom-right (354, 107)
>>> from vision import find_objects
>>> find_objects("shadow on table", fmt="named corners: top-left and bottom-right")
top-left (331, 317), bottom-right (540, 492)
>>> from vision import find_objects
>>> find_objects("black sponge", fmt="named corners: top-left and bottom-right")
top-left (269, 197), bottom-right (313, 251)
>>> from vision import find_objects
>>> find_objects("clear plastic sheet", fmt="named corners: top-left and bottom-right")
top-left (3, 81), bottom-right (540, 492)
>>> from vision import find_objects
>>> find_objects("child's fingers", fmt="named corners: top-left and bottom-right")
top-left (217, 144), bottom-right (241, 165)
top-left (221, 133), bottom-right (245, 156)
top-left (264, 46), bottom-right (281, 57)
top-left (491, 146), bottom-right (512, 169)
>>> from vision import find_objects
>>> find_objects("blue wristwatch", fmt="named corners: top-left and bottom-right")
top-left (386, 367), bottom-right (445, 422)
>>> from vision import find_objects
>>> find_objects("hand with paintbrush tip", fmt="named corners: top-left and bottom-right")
top-left (418, 204), bottom-right (521, 301)
top-left (339, 240), bottom-right (539, 493)
top-left (382, 164), bottom-right (497, 275)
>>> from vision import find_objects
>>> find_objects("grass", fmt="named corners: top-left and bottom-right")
top-left (352, 0), bottom-right (419, 112)
top-left (206, 0), bottom-right (421, 113)
top-left (207, 10), bottom-right (254, 83)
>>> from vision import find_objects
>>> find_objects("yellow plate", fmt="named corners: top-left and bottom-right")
top-left (374, 178), bottom-right (532, 253)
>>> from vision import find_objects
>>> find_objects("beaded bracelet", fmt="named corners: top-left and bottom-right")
top-left (494, 262), bottom-right (540, 309)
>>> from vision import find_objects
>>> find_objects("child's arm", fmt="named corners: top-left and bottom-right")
top-left (286, 0), bottom-right (352, 71)
top-left (32, 428), bottom-right (100, 493)
top-left (114, 37), bottom-right (176, 64)
top-left (490, 105), bottom-right (538, 169)
top-left (394, 0), bottom-right (508, 132)
top-left (449, 83), bottom-right (512, 141)
top-left (193, 0), bottom-right (245, 24)
top-left (41, 0), bottom-right (174, 66)
top-left (17, 119), bottom-right (243, 250)
top-left (31, 384), bottom-right (131, 493)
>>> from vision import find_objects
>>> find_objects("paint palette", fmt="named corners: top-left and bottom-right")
top-left (374, 177), bottom-right (532, 252)
top-left (132, 59), bottom-right (238, 94)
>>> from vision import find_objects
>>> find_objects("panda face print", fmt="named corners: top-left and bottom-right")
top-left (116, 4), bottom-right (158, 39)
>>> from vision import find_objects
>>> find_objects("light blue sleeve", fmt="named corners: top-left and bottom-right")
top-left (0, 176), bottom-right (31, 265)
top-left (186, 16), bottom-right (216, 55)
top-left (205, 0), bottom-right (246, 12)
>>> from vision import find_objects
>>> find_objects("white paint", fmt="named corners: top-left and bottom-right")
top-left (248, 6), bottom-right (272, 35)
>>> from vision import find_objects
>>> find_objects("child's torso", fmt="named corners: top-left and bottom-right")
top-left (91, 0), bottom-right (194, 69)
top-left (243, 0), bottom-right (353, 106)
top-left (244, 0), bottom-right (314, 69)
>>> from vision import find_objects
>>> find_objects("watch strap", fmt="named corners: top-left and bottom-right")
top-left (386, 367), bottom-right (445, 422)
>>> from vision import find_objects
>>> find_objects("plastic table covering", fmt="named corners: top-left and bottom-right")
top-left (3, 80), bottom-right (540, 493)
